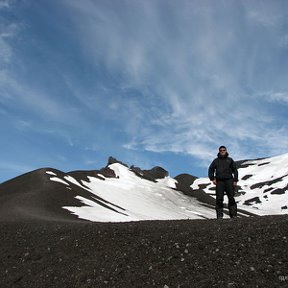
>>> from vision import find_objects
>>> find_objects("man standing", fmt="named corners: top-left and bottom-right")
top-left (208, 146), bottom-right (238, 219)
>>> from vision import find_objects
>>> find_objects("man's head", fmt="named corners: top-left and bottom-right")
top-left (219, 145), bottom-right (227, 156)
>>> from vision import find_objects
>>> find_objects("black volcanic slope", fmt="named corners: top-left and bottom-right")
top-left (0, 168), bottom-right (90, 222)
top-left (0, 165), bottom-right (125, 223)
top-left (1, 216), bottom-right (288, 288)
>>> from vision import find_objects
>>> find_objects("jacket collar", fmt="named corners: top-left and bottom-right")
top-left (217, 152), bottom-right (229, 158)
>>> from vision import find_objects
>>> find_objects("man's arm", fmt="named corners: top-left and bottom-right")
top-left (208, 160), bottom-right (216, 182)
top-left (231, 159), bottom-right (238, 183)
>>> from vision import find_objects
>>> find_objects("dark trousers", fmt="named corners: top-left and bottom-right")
top-left (215, 179), bottom-right (237, 218)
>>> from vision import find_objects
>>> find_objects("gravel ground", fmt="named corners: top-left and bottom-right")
top-left (1, 215), bottom-right (288, 288)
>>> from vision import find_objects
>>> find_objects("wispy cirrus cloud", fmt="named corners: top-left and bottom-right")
top-left (0, 0), bottom-right (21, 65)
top-left (262, 91), bottom-right (288, 104)
top-left (0, 161), bottom-right (34, 175)
top-left (61, 0), bottom-right (288, 164)
top-left (279, 34), bottom-right (288, 48)
top-left (0, 0), bottom-right (11, 9)
top-left (1, 0), bottom-right (287, 182)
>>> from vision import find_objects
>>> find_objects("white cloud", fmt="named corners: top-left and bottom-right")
top-left (0, 0), bottom-right (10, 9)
top-left (0, 37), bottom-right (12, 63)
top-left (15, 119), bottom-right (33, 131)
top-left (264, 91), bottom-right (288, 104)
top-left (247, 10), bottom-right (278, 28)
top-left (61, 0), bottom-right (288, 163)
top-left (0, 0), bottom-right (286, 180)
top-left (279, 34), bottom-right (288, 48)
top-left (1, 73), bottom-right (63, 119)
top-left (84, 160), bottom-right (98, 165)
top-left (245, 1), bottom-right (284, 28)
top-left (0, 15), bottom-right (20, 63)
top-left (0, 161), bottom-right (34, 175)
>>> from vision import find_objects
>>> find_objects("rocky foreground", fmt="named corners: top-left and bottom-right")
top-left (1, 215), bottom-right (288, 288)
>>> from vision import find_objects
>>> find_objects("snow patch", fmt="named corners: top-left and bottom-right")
top-left (64, 175), bottom-right (91, 190)
top-left (156, 177), bottom-right (178, 188)
top-left (50, 177), bottom-right (70, 186)
top-left (97, 174), bottom-right (105, 180)
top-left (63, 163), bottom-right (216, 222)
top-left (46, 171), bottom-right (57, 176)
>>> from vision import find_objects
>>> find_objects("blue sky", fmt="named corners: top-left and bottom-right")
top-left (0, 0), bottom-right (288, 183)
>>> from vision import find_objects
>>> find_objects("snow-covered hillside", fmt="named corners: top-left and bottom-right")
top-left (1, 153), bottom-right (287, 223)
top-left (47, 163), bottom-right (216, 222)
top-left (191, 153), bottom-right (288, 216)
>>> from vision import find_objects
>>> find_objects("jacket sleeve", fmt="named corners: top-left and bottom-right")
top-left (231, 159), bottom-right (238, 182)
top-left (208, 160), bottom-right (216, 181)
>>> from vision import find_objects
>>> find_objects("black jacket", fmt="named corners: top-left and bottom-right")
top-left (208, 153), bottom-right (238, 182)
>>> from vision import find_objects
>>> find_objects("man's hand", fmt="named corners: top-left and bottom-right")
top-left (233, 181), bottom-right (237, 186)
top-left (212, 180), bottom-right (217, 185)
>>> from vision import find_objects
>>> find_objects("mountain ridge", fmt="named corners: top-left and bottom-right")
top-left (0, 156), bottom-right (215, 223)
top-left (0, 153), bottom-right (287, 223)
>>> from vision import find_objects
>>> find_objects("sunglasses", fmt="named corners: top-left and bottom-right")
top-left (220, 149), bottom-right (226, 152)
